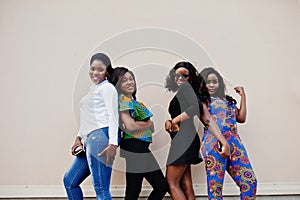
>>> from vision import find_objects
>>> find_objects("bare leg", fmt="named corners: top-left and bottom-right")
top-left (166, 164), bottom-right (188, 200)
top-left (181, 165), bottom-right (195, 200)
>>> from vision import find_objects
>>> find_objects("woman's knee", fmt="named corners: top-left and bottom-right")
top-left (63, 172), bottom-right (72, 188)
top-left (166, 176), bottom-right (180, 190)
top-left (181, 180), bottom-right (191, 189)
top-left (167, 178), bottom-right (181, 191)
top-left (168, 183), bottom-right (179, 193)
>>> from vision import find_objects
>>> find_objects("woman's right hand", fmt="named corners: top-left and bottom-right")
top-left (165, 120), bottom-right (172, 133)
top-left (171, 121), bottom-right (180, 132)
top-left (98, 144), bottom-right (117, 167)
top-left (218, 141), bottom-right (230, 158)
top-left (71, 136), bottom-right (83, 156)
top-left (165, 120), bottom-right (179, 133)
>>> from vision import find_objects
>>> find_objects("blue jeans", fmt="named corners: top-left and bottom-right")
top-left (63, 128), bottom-right (112, 200)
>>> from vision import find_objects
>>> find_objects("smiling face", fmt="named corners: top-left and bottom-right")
top-left (175, 67), bottom-right (190, 87)
top-left (89, 60), bottom-right (108, 84)
top-left (119, 72), bottom-right (136, 97)
top-left (206, 73), bottom-right (219, 96)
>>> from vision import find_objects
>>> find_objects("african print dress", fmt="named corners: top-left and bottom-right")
top-left (201, 97), bottom-right (257, 199)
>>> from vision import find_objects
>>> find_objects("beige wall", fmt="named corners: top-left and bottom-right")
top-left (0, 0), bottom-right (300, 191)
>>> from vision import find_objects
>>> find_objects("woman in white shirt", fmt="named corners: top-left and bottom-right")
top-left (63, 53), bottom-right (119, 200)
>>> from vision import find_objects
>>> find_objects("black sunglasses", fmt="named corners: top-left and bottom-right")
top-left (175, 74), bottom-right (189, 79)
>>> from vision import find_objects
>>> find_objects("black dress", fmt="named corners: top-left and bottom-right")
top-left (167, 82), bottom-right (203, 165)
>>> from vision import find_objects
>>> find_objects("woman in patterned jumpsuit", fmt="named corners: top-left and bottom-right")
top-left (199, 67), bottom-right (257, 200)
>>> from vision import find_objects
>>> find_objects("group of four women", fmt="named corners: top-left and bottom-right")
top-left (63, 53), bottom-right (257, 200)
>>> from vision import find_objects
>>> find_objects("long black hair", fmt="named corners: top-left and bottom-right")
top-left (109, 67), bottom-right (137, 100)
top-left (199, 67), bottom-right (236, 105)
top-left (165, 61), bottom-right (200, 94)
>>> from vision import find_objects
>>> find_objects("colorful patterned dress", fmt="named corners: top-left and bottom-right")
top-left (118, 94), bottom-right (153, 143)
top-left (201, 97), bottom-right (257, 200)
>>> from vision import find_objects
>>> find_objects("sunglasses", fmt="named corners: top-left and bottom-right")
top-left (175, 74), bottom-right (190, 79)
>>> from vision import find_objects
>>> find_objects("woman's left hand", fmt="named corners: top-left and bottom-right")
top-left (171, 121), bottom-right (180, 132)
top-left (98, 144), bottom-right (118, 167)
top-left (218, 141), bottom-right (231, 158)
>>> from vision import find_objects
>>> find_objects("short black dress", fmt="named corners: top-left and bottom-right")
top-left (167, 83), bottom-right (203, 165)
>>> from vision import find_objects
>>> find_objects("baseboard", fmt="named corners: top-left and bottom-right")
top-left (0, 182), bottom-right (299, 198)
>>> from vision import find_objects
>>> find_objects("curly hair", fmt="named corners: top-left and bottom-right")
top-left (199, 67), bottom-right (236, 105)
top-left (165, 61), bottom-right (200, 94)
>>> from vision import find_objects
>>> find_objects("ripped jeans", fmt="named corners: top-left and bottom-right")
top-left (63, 128), bottom-right (112, 200)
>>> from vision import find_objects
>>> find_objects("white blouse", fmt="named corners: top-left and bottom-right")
top-left (78, 80), bottom-right (119, 145)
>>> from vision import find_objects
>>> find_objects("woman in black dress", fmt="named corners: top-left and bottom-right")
top-left (164, 62), bottom-right (230, 200)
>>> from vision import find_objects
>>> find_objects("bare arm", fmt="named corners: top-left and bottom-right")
top-left (119, 111), bottom-right (154, 133)
top-left (169, 103), bottom-right (230, 158)
top-left (172, 112), bottom-right (190, 124)
top-left (168, 83), bottom-right (201, 132)
top-left (165, 112), bottom-right (189, 132)
top-left (234, 86), bottom-right (247, 123)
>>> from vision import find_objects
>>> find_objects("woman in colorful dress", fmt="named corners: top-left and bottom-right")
top-left (109, 67), bottom-right (168, 200)
top-left (199, 67), bottom-right (257, 199)
top-left (164, 62), bottom-right (230, 200)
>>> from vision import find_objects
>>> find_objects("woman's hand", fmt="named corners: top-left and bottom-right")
top-left (71, 136), bottom-right (83, 156)
top-left (218, 140), bottom-right (230, 158)
top-left (120, 111), bottom-right (155, 133)
top-left (165, 119), bottom-right (180, 133)
top-left (98, 144), bottom-right (118, 167)
top-left (165, 120), bottom-right (172, 133)
top-left (234, 86), bottom-right (247, 123)
top-left (171, 120), bottom-right (180, 132)
top-left (234, 86), bottom-right (245, 97)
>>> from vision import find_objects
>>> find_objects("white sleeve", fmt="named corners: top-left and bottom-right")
top-left (102, 84), bottom-right (119, 146)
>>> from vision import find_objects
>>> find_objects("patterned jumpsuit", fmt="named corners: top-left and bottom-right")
top-left (201, 97), bottom-right (257, 200)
